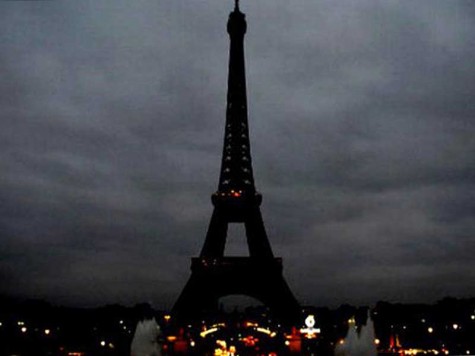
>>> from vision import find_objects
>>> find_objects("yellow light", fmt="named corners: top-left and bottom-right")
top-left (428, 327), bottom-right (434, 333)
top-left (339, 339), bottom-right (345, 345)
top-left (44, 329), bottom-right (51, 335)
top-left (100, 341), bottom-right (106, 347)
top-left (167, 336), bottom-right (177, 342)
top-left (21, 327), bottom-right (27, 333)
top-left (285, 340), bottom-right (290, 346)
top-left (256, 327), bottom-right (272, 335)
top-left (374, 338), bottom-right (380, 345)
top-left (471, 315), bottom-right (475, 320)
top-left (190, 341), bottom-right (196, 347)
top-left (164, 315), bottom-right (171, 321)
top-left (200, 327), bottom-right (218, 338)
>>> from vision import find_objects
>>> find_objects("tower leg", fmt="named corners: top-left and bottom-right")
top-left (172, 257), bottom-right (300, 324)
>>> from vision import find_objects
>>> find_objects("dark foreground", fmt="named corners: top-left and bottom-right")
top-left (0, 296), bottom-right (474, 355)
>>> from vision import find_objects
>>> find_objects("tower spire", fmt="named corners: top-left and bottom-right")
top-left (218, 0), bottom-right (254, 197)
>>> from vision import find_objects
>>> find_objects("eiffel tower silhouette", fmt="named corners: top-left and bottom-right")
top-left (173, 1), bottom-right (300, 323)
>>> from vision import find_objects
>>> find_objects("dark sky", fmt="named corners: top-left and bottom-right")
top-left (1, 0), bottom-right (474, 309)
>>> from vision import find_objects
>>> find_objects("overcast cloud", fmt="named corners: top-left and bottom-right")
top-left (0, 0), bottom-right (474, 309)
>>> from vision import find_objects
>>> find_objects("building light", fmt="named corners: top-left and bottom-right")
top-left (200, 327), bottom-right (218, 338)
top-left (375, 339), bottom-right (380, 345)
top-left (100, 341), bottom-right (106, 347)
top-left (44, 329), bottom-right (51, 335)
top-left (256, 327), bottom-right (272, 335)
top-left (471, 315), bottom-right (475, 320)
top-left (428, 327), bottom-right (434, 333)
top-left (452, 323), bottom-right (459, 330)
top-left (305, 315), bottom-right (315, 328)
top-left (21, 327), bottom-right (27, 333)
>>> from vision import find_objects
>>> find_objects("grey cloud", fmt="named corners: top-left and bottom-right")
top-left (0, 0), bottom-right (474, 308)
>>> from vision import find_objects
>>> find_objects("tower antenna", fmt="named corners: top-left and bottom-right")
top-left (235, 0), bottom-right (239, 11)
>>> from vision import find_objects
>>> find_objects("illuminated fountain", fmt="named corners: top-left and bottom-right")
top-left (334, 312), bottom-right (377, 356)
top-left (130, 318), bottom-right (162, 356)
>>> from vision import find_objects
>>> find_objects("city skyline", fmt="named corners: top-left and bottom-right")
top-left (0, 0), bottom-right (474, 309)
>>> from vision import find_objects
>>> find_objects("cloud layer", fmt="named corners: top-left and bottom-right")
top-left (1, 0), bottom-right (474, 308)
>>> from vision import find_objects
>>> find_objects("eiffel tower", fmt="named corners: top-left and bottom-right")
top-left (173, 0), bottom-right (300, 323)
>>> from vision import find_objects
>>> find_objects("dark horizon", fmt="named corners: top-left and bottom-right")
top-left (1, 1), bottom-right (474, 309)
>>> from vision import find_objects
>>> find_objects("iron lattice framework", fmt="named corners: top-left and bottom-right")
top-left (173, 1), bottom-right (299, 323)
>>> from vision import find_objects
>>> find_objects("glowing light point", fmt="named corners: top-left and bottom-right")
top-left (452, 323), bottom-right (459, 330)
top-left (428, 327), bottom-right (434, 333)
top-left (375, 338), bottom-right (380, 345)
top-left (100, 341), bottom-right (106, 347)
top-left (44, 329), bottom-right (51, 335)
top-left (21, 327), bottom-right (27, 333)
top-left (305, 315), bottom-right (315, 328)
top-left (300, 314), bottom-right (320, 339)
